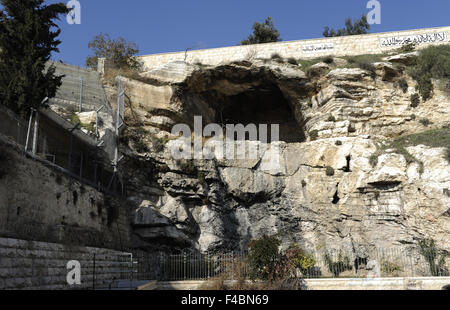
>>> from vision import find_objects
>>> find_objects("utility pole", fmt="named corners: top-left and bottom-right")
top-left (25, 108), bottom-right (34, 152)
top-left (31, 98), bottom-right (49, 155)
top-left (32, 110), bottom-right (39, 155)
top-left (79, 77), bottom-right (83, 112)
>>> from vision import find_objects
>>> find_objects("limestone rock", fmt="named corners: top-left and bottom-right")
top-left (307, 62), bottom-right (330, 78)
top-left (76, 111), bottom-right (96, 124)
top-left (111, 58), bottom-right (450, 264)
top-left (383, 52), bottom-right (419, 66)
top-left (373, 62), bottom-right (403, 81)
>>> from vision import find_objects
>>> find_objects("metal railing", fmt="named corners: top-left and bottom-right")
top-left (132, 248), bottom-right (449, 281)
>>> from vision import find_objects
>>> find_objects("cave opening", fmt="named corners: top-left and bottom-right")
top-left (214, 83), bottom-right (306, 143)
top-left (332, 184), bottom-right (340, 205)
top-left (344, 155), bottom-right (352, 172)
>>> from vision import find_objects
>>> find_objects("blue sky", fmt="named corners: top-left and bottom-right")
top-left (40, 0), bottom-right (450, 66)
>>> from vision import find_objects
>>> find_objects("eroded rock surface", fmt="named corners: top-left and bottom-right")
top-left (100, 55), bottom-right (449, 270)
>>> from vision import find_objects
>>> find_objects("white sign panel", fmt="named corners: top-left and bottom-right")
top-left (379, 31), bottom-right (448, 47)
top-left (302, 42), bottom-right (334, 53)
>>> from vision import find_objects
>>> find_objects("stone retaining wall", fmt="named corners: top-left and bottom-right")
top-left (0, 237), bottom-right (132, 290)
top-left (135, 26), bottom-right (450, 70)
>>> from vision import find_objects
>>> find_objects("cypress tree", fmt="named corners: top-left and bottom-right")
top-left (0, 0), bottom-right (69, 116)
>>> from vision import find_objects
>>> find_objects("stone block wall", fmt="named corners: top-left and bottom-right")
top-left (0, 133), bottom-right (131, 252)
top-left (134, 26), bottom-right (450, 70)
top-left (0, 237), bottom-right (132, 290)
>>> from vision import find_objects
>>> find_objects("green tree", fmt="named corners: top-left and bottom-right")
top-left (241, 17), bottom-right (281, 45)
top-left (0, 0), bottom-right (69, 116)
top-left (323, 14), bottom-right (370, 37)
top-left (247, 234), bottom-right (281, 280)
top-left (86, 33), bottom-right (140, 70)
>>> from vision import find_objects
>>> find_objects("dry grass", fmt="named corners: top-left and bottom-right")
top-left (200, 257), bottom-right (302, 290)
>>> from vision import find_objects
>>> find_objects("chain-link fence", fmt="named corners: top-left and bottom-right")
top-left (0, 104), bottom-right (123, 196)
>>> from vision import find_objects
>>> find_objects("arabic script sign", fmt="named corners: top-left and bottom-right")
top-left (302, 42), bottom-right (334, 53)
top-left (380, 32), bottom-right (448, 47)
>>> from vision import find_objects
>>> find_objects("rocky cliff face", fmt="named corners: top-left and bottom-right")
top-left (102, 52), bottom-right (449, 269)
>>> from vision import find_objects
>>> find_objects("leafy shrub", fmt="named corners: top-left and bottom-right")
top-left (197, 170), bottom-right (206, 184)
top-left (381, 260), bottom-right (403, 276)
top-left (327, 115), bottom-right (336, 122)
top-left (324, 252), bottom-right (353, 277)
top-left (419, 118), bottom-right (431, 127)
top-left (409, 45), bottom-right (450, 100)
top-left (418, 239), bottom-right (449, 276)
top-left (86, 33), bottom-right (140, 70)
top-left (285, 244), bottom-right (316, 276)
top-left (241, 17), bottom-right (281, 45)
top-left (325, 166), bottom-right (335, 176)
top-left (416, 75), bottom-right (434, 101)
top-left (309, 130), bottom-right (319, 141)
top-left (397, 78), bottom-right (409, 93)
top-left (177, 159), bottom-right (197, 175)
top-left (348, 124), bottom-right (357, 133)
top-left (369, 155), bottom-right (378, 167)
top-left (410, 114), bottom-right (416, 120)
top-left (410, 93), bottom-right (420, 108)
top-left (322, 56), bottom-right (334, 64)
top-left (297, 58), bottom-right (324, 71)
top-left (335, 140), bottom-right (343, 146)
top-left (323, 15), bottom-right (370, 37)
top-left (150, 135), bottom-right (168, 153)
top-left (446, 148), bottom-right (450, 163)
top-left (248, 235), bottom-right (281, 281)
top-left (399, 42), bottom-right (416, 53)
top-left (134, 140), bottom-right (149, 153)
top-left (271, 53), bottom-right (284, 63)
top-left (287, 57), bottom-right (298, 65)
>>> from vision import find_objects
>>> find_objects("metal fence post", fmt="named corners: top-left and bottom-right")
top-left (32, 110), bottom-right (39, 155)
top-left (232, 253), bottom-right (234, 281)
top-left (184, 252), bottom-right (187, 280)
top-left (79, 77), bottom-right (83, 112)
top-left (207, 252), bottom-right (210, 279)
top-left (25, 108), bottom-right (34, 152)
top-left (92, 253), bottom-right (96, 290)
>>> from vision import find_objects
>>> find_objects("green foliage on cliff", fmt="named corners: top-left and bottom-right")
top-left (325, 166), bottom-right (335, 176)
top-left (323, 14), bottom-right (370, 37)
top-left (241, 17), bottom-right (281, 45)
top-left (309, 130), bottom-right (319, 141)
top-left (248, 235), bottom-right (281, 280)
top-left (86, 33), bottom-right (140, 70)
top-left (0, 0), bottom-right (69, 116)
top-left (409, 44), bottom-right (450, 101)
top-left (370, 128), bottom-right (450, 169)
top-left (418, 239), bottom-right (449, 276)
top-left (410, 93), bottom-right (420, 108)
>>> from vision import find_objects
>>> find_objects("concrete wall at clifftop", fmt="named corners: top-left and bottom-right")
top-left (135, 26), bottom-right (450, 70)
